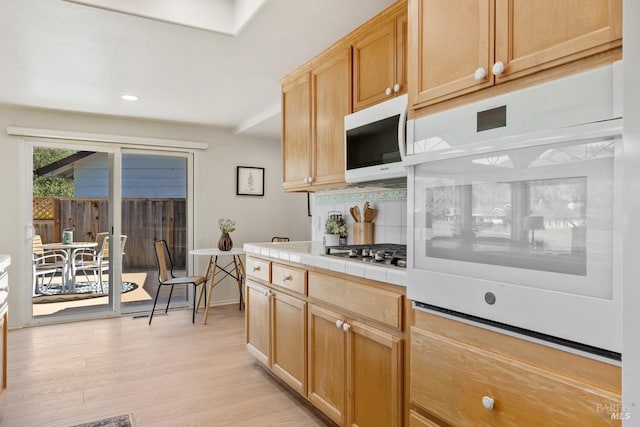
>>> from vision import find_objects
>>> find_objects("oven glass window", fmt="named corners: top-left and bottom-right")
top-left (425, 177), bottom-right (587, 275)
top-left (415, 138), bottom-right (615, 288)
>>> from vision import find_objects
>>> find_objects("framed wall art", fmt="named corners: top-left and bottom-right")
top-left (236, 166), bottom-right (264, 196)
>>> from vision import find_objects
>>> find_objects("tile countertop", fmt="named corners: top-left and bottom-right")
top-left (243, 241), bottom-right (407, 287)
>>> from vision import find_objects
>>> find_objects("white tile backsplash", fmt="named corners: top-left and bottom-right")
top-left (312, 188), bottom-right (408, 244)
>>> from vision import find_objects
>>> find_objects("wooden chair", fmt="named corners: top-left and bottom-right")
top-left (150, 240), bottom-right (210, 325)
top-left (32, 234), bottom-right (67, 295)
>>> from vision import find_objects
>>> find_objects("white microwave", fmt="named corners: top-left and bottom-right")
top-left (406, 63), bottom-right (623, 357)
top-left (344, 94), bottom-right (408, 184)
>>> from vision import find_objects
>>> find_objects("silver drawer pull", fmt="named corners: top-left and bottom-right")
top-left (482, 396), bottom-right (494, 410)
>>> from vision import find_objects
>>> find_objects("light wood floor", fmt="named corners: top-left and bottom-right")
top-left (0, 306), bottom-right (334, 427)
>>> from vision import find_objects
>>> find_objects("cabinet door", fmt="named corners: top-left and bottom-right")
top-left (346, 320), bottom-right (403, 427)
top-left (271, 291), bottom-right (307, 396)
top-left (245, 281), bottom-right (271, 367)
top-left (312, 47), bottom-right (350, 187)
top-left (353, 19), bottom-right (396, 111)
top-left (308, 304), bottom-right (346, 425)
top-left (282, 72), bottom-right (312, 189)
top-left (408, 0), bottom-right (494, 108)
top-left (396, 10), bottom-right (408, 97)
top-left (494, 0), bottom-right (622, 83)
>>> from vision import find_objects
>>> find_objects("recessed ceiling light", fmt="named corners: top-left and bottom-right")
top-left (121, 94), bottom-right (139, 101)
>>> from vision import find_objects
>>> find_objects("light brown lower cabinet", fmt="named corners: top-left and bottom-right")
top-left (246, 279), bottom-right (307, 395)
top-left (307, 304), bottom-right (346, 424)
top-left (308, 303), bottom-right (403, 427)
top-left (271, 290), bottom-right (307, 395)
top-left (410, 310), bottom-right (622, 427)
top-left (245, 258), bottom-right (405, 427)
top-left (245, 280), bottom-right (271, 367)
top-left (346, 315), bottom-right (403, 427)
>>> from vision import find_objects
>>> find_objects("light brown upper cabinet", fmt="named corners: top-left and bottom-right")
top-left (281, 71), bottom-right (311, 189)
top-left (281, 47), bottom-right (351, 191)
top-left (353, 5), bottom-right (408, 111)
top-left (409, 0), bottom-right (622, 109)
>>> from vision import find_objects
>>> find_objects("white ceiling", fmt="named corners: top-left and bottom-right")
top-left (0, 0), bottom-right (396, 139)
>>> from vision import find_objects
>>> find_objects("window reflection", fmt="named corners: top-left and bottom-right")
top-left (425, 177), bottom-right (587, 275)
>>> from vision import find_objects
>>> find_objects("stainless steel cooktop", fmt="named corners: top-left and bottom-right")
top-left (325, 243), bottom-right (407, 268)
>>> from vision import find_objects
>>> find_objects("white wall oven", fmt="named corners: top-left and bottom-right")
top-left (405, 63), bottom-right (622, 358)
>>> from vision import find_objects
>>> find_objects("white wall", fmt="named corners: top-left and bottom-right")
top-left (623, 0), bottom-right (640, 423)
top-left (192, 130), bottom-right (311, 305)
top-left (0, 104), bottom-right (310, 328)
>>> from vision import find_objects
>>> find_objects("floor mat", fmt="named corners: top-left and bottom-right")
top-left (33, 281), bottom-right (138, 304)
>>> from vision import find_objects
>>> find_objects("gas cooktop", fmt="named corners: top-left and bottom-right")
top-left (325, 243), bottom-right (407, 268)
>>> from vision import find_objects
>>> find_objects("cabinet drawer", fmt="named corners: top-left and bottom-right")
top-left (410, 327), bottom-right (621, 426)
top-left (272, 263), bottom-right (306, 295)
top-left (409, 410), bottom-right (443, 427)
top-left (308, 272), bottom-right (402, 329)
top-left (246, 257), bottom-right (271, 283)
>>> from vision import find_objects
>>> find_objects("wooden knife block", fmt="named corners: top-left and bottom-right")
top-left (353, 222), bottom-right (373, 245)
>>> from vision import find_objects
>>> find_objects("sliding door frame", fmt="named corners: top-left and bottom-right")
top-left (24, 138), bottom-right (198, 325)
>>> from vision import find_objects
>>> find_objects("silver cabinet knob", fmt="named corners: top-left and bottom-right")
top-left (482, 396), bottom-right (495, 410)
top-left (342, 322), bottom-right (351, 332)
top-left (335, 319), bottom-right (344, 329)
top-left (474, 67), bottom-right (487, 81)
top-left (385, 87), bottom-right (392, 96)
top-left (393, 83), bottom-right (400, 93)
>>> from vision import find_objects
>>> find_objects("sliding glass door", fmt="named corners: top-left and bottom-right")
top-left (30, 143), bottom-right (194, 322)
top-left (31, 146), bottom-right (114, 320)
top-left (119, 150), bottom-right (192, 314)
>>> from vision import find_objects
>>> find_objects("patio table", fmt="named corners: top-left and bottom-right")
top-left (189, 248), bottom-right (245, 324)
top-left (41, 241), bottom-right (98, 293)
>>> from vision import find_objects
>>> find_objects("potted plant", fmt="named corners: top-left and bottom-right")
top-left (217, 218), bottom-right (236, 251)
top-left (324, 213), bottom-right (347, 247)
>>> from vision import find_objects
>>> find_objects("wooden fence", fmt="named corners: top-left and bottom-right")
top-left (33, 197), bottom-right (187, 269)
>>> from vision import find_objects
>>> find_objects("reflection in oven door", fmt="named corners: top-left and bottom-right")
top-left (425, 176), bottom-right (587, 276)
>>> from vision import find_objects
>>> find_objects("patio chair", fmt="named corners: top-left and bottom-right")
top-left (149, 240), bottom-right (210, 325)
top-left (73, 235), bottom-right (127, 293)
top-left (32, 235), bottom-right (67, 295)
